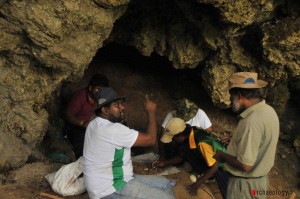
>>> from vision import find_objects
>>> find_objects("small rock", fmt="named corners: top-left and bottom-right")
top-left (190, 174), bottom-right (197, 183)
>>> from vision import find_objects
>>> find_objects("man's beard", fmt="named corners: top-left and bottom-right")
top-left (109, 111), bottom-right (125, 123)
top-left (231, 96), bottom-right (244, 114)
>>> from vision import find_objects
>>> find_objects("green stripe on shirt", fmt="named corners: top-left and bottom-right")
top-left (112, 148), bottom-right (126, 190)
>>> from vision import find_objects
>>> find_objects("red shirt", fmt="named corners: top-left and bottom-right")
top-left (67, 88), bottom-right (97, 121)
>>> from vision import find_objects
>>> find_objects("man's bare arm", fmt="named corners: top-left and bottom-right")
top-left (133, 97), bottom-right (157, 147)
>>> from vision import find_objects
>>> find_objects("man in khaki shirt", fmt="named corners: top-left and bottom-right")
top-left (214, 72), bottom-right (279, 199)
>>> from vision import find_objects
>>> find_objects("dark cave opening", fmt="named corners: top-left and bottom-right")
top-left (47, 42), bottom-right (299, 162)
top-left (240, 26), bottom-right (264, 61)
top-left (87, 42), bottom-right (213, 108)
top-left (86, 42), bottom-right (235, 155)
top-left (51, 42), bottom-right (232, 158)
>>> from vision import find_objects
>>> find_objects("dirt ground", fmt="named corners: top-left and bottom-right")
top-left (0, 142), bottom-right (298, 199)
top-left (0, 45), bottom-right (299, 199)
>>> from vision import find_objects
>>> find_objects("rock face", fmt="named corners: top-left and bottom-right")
top-left (110, 0), bottom-right (300, 108)
top-left (0, 0), bottom-right (299, 170)
top-left (0, 0), bottom-right (127, 171)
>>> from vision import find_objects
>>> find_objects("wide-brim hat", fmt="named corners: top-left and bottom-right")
top-left (160, 118), bottom-right (186, 143)
top-left (94, 87), bottom-right (125, 111)
top-left (228, 72), bottom-right (268, 90)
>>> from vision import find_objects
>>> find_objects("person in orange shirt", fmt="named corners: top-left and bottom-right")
top-left (153, 118), bottom-right (229, 198)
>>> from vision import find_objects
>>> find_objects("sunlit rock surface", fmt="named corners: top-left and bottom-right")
top-left (0, 0), bottom-right (127, 170)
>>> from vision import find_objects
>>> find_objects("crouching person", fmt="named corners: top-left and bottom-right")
top-left (154, 118), bottom-right (229, 198)
top-left (83, 87), bottom-right (175, 199)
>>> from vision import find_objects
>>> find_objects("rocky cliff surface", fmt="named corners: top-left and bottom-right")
top-left (0, 0), bottom-right (299, 171)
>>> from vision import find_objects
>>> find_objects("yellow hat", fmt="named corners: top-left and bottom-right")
top-left (160, 118), bottom-right (186, 143)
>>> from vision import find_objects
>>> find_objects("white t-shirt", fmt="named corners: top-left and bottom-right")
top-left (162, 109), bottom-right (212, 129)
top-left (83, 117), bottom-right (139, 199)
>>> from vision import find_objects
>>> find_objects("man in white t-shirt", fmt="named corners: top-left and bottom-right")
top-left (162, 109), bottom-right (212, 131)
top-left (153, 98), bottom-right (213, 169)
top-left (83, 87), bottom-right (175, 199)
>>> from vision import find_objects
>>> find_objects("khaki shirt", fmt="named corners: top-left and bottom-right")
top-left (225, 100), bottom-right (279, 177)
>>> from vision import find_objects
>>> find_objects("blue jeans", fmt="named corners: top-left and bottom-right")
top-left (102, 174), bottom-right (175, 199)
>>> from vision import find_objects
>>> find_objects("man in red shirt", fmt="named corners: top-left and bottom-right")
top-left (65, 73), bottom-right (109, 158)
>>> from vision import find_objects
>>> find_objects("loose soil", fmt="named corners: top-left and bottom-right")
top-left (0, 47), bottom-right (299, 199)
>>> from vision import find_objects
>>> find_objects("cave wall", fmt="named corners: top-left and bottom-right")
top-left (0, 0), bottom-right (299, 170)
top-left (109, 0), bottom-right (300, 109)
top-left (0, 0), bottom-right (128, 171)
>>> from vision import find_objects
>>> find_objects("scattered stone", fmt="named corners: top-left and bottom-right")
top-left (190, 174), bottom-right (197, 183)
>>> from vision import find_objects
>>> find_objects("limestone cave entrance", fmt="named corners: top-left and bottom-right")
top-left (76, 42), bottom-right (220, 130)
top-left (56, 42), bottom-right (236, 157)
